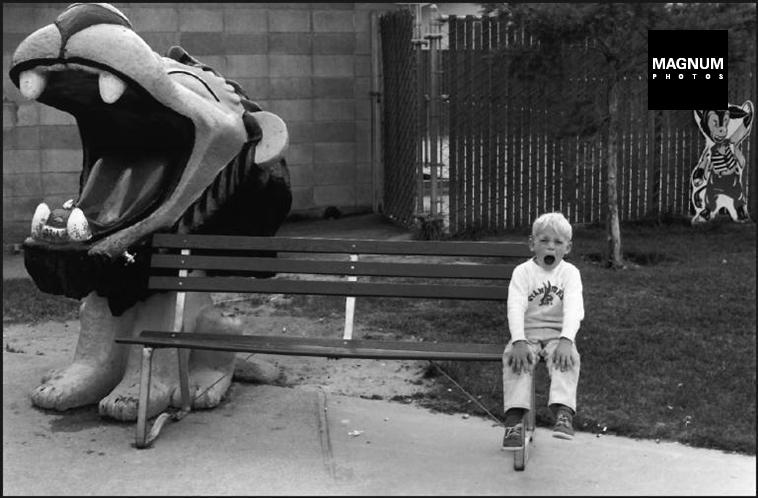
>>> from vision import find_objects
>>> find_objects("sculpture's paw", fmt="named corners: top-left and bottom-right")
top-left (31, 362), bottom-right (120, 411)
top-left (98, 379), bottom-right (175, 421)
top-left (171, 366), bottom-right (234, 410)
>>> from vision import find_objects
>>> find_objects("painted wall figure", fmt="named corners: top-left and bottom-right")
top-left (690, 100), bottom-right (754, 225)
top-left (9, 3), bottom-right (292, 420)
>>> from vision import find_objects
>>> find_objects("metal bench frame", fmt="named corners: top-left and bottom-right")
top-left (116, 233), bottom-right (534, 469)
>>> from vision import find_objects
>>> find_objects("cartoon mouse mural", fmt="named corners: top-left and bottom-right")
top-left (690, 100), bottom-right (754, 225)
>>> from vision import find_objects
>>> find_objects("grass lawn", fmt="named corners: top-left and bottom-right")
top-left (3, 217), bottom-right (755, 454)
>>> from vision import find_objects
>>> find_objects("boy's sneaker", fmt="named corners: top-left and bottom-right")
top-left (552, 408), bottom-right (574, 440)
top-left (501, 422), bottom-right (524, 449)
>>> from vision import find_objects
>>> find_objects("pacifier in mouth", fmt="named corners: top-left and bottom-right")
top-left (544, 255), bottom-right (556, 265)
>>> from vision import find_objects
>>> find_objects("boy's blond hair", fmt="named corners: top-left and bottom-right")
top-left (531, 212), bottom-right (572, 240)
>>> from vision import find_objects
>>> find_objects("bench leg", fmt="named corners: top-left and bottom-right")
top-left (177, 348), bottom-right (191, 411)
top-left (513, 366), bottom-right (537, 471)
top-left (136, 346), bottom-right (154, 448)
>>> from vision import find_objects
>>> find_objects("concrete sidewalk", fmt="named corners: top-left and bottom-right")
top-left (3, 214), bottom-right (756, 495)
top-left (2, 328), bottom-right (755, 495)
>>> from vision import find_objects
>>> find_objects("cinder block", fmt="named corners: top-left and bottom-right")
top-left (41, 149), bottom-right (82, 173)
top-left (354, 99), bottom-right (373, 121)
top-left (291, 186), bottom-right (315, 210)
top-left (269, 55), bottom-right (312, 77)
top-left (3, 33), bottom-right (27, 55)
top-left (127, 7), bottom-right (178, 32)
top-left (285, 143), bottom-right (314, 166)
top-left (11, 196), bottom-right (46, 224)
top-left (288, 122), bottom-right (314, 144)
top-left (312, 162), bottom-right (354, 186)
top-left (3, 101), bottom-right (18, 129)
top-left (2, 6), bottom-right (44, 34)
top-left (354, 122), bottom-right (372, 162)
top-left (179, 8), bottom-right (223, 32)
top-left (313, 78), bottom-right (353, 98)
top-left (355, 30), bottom-right (371, 55)
top-left (313, 10), bottom-right (354, 33)
top-left (354, 9), bottom-right (371, 32)
top-left (4, 173), bottom-right (42, 197)
top-left (39, 106), bottom-right (75, 126)
top-left (288, 163), bottom-right (314, 187)
top-left (353, 76), bottom-right (371, 97)
top-left (268, 10), bottom-right (310, 32)
top-left (354, 56), bottom-right (372, 77)
top-left (267, 99), bottom-right (313, 123)
top-left (314, 99), bottom-right (354, 122)
top-left (313, 55), bottom-right (354, 77)
top-left (140, 32), bottom-right (182, 54)
top-left (314, 142), bottom-right (355, 164)
top-left (3, 149), bottom-right (40, 174)
top-left (355, 181), bottom-right (374, 206)
top-left (268, 77), bottom-right (311, 99)
top-left (40, 126), bottom-right (81, 149)
top-left (223, 8), bottom-right (268, 34)
top-left (3, 127), bottom-right (39, 149)
top-left (314, 184), bottom-right (355, 207)
top-left (311, 3), bottom-right (354, 10)
top-left (312, 122), bottom-right (355, 143)
top-left (355, 161), bottom-right (373, 182)
top-left (226, 55), bottom-right (268, 78)
top-left (224, 34), bottom-right (268, 55)
top-left (42, 172), bottom-right (79, 196)
top-left (268, 33), bottom-right (312, 55)
top-left (178, 32), bottom-right (224, 56)
top-left (16, 104), bottom-right (39, 127)
top-left (313, 34), bottom-right (355, 55)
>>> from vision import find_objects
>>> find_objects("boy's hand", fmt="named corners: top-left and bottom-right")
top-left (507, 340), bottom-right (533, 374)
top-left (551, 338), bottom-right (576, 372)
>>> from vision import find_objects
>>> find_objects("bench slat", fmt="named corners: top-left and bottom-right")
top-left (117, 331), bottom-right (505, 361)
top-left (149, 276), bottom-right (508, 300)
top-left (151, 254), bottom-right (517, 280)
top-left (152, 234), bottom-right (531, 258)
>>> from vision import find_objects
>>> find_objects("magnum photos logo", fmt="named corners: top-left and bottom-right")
top-left (648, 30), bottom-right (728, 110)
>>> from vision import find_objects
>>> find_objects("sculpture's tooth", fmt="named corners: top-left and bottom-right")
top-left (19, 70), bottom-right (47, 100)
top-left (66, 208), bottom-right (92, 241)
top-left (62, 199), bottom-right (75, 210)
top-left (31, 202), bottom-right (51, 238)
top-left (98, 71), bottom-right (126, 104)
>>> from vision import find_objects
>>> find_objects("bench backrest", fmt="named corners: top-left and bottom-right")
top-left (148, 233), bottom-right (531, 301)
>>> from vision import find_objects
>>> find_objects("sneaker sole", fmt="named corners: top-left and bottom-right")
top-left (500, 445), bottom-right (523, 452)
top-left (552, 431), bottom-right (574, 440)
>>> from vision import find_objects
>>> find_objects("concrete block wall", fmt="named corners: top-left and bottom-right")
top-left (3, 2), bottom-right (397, 242)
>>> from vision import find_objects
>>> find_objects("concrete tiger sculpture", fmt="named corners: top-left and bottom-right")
top-left (9, 3), bottom-right (292, 420)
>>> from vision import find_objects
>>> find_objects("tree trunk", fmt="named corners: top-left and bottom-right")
top-left (606, 78), bottom-right (625, 269)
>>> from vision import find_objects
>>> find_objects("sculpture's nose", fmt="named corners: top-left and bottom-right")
top-left (55, 3), bottom-right (132, 52)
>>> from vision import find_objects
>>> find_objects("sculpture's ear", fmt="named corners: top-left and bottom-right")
top-left (250, 111), bottom-right (289, 165)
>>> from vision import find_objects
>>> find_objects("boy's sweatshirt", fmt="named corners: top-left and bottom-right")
top-left (506, 259), bottom-right (584, 342)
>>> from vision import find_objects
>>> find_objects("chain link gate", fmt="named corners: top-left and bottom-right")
top-left (379, 10), bottom-right (418, 228)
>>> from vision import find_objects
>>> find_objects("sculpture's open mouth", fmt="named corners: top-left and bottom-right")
top-left (16, 60), bottom-right (194, 242)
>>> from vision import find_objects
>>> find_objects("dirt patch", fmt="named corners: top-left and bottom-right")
top-left (217, 294), bottom-right (437, 400)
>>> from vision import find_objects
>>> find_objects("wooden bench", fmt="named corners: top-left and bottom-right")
top-left (116, 233), bottom-right (532, 466)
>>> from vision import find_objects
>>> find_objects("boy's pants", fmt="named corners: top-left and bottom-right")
top-left (502, 329), bottom-right (580, 414)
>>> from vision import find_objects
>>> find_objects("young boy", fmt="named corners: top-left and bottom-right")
top-left (501, 212), bottom-right (584, 447)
